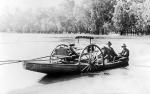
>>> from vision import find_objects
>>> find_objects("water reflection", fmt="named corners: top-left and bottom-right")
top-left (38, 67), bottom-right (129, 85)
top-left (39, 73), bottom-right (100, 84)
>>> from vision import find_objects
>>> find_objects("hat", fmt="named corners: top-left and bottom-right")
top-left (69, 44), bottom-right (75, 46)
top-left (106, 41), bottom-right (112, 45)
top-left (121, 44), bottom-right (126, 47)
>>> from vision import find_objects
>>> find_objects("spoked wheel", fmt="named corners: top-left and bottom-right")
top-left (49, 44), bottom-right (69, 63)
top-left (79, 44), bottom-right (104, 72)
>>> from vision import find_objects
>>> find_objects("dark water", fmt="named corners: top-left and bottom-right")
top-left (0, 33), bottom-right (150, 94)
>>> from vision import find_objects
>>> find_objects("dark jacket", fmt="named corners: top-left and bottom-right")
top-left (69, 47), bottom-right (78, 56)
top-left (120, 48), bottom-right (129, 58)
top-left (103, 46), bottom-right (117, 61)
top-left (107, 47), bottom-right (117, 57)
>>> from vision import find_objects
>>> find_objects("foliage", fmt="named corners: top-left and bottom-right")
top-left (112, 0), bottom-right (150, 35)
top-left (1, 0), bottom-right (150, 35)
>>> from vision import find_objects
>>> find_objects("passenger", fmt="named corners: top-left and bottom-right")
top-left (115, 44), bottom-right (129, 62)
top-left (101, 46), bottom-right (108, 63)
top-left (104, 41), bottom-right (117, 62)
top-left (68, 44), bottom-right (79, 60)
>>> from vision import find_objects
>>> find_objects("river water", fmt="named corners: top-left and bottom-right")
top-left (0, 33), bottom-right (150, 94)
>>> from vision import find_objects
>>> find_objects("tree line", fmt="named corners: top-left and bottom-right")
top-left (0, 0), bottom-right (150, 35)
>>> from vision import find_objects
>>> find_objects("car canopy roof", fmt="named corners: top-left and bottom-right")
top-left (75, 36), bottom-right (94, 44)
top-left (75, 36), bottom-right (94, 39)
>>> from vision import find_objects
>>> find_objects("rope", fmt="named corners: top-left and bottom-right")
top-left (0, 55), bottom-right (50, 65)
top-left (31, 56), bottom-right (50, 60)
top-left (0, 60), bottom-right (22, 65)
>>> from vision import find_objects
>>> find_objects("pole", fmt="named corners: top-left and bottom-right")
top-left (0, 55), bottom-right (50, 65)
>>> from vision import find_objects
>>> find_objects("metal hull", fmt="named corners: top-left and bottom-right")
top-left (23, 61), bottom-right (128, 74)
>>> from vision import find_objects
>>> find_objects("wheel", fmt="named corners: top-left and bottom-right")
top-left (78, 44), bottom-right (104, 72)
top-left (49, 44), bottom-right (69, 63)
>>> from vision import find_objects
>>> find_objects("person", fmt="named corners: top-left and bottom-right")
top-left (104, 41), bottom-right (118, 62)
top-left (115, 44), bottom-right (129, 62)
top-left (67, 44), bottom-right (79, 61)
top-left (68, 44), bottom-right (78, 55)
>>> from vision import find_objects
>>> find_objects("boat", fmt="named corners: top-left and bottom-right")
top-left (23, 60), bottom-right (128, 74)
top-left (23, 36), bottom-right (129, 74)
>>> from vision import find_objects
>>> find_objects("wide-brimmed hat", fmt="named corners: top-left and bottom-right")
top-left (121, 44), bottom-right (126, 47)
top-left (69, 43), bottom-right (75, 46)
top-left (106, 41), bottom-right (112, 45)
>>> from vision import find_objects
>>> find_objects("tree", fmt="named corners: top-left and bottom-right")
top-left (90, 0), bottom-right (116, 34)
top-left (113, 0), bottom-right (131, 35)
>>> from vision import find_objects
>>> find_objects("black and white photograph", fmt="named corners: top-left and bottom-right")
top-left (0, 0), bottom-right (150, 94)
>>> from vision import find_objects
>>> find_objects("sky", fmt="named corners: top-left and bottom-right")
top-left (0, 0), bottom-right (64, 14)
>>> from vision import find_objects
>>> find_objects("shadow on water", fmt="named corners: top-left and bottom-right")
top-left (39, 73), bottom-right (101, 85)
top-left (38, 69), bottom-right (117, 85)
top-left (38, 65), bottom-right (129, 85)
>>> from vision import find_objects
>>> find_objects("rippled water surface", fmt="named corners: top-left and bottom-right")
top-left (0, 33), bottom-right (150, 94)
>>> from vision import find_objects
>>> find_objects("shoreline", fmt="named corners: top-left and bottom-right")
top-left (0, 32), bottom-right (149, 39)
